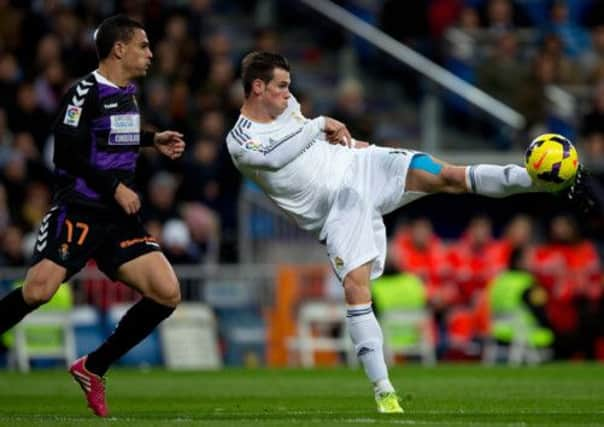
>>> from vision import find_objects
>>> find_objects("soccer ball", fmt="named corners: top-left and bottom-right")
top-left (524, 133), bottom-right (579, 192)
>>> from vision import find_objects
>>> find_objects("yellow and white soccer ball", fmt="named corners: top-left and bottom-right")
top-left (524, 133), bottom-right (579, 192)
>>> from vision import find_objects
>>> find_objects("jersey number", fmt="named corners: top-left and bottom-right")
top-left (65, 219), bottom-right (89, 245)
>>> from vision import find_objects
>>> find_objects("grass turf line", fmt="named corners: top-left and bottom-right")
top-left (0, 364), bottom-right (602, 426)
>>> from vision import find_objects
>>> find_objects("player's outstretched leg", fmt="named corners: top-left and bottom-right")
top-left (344, 264), bottom-right (403, 414)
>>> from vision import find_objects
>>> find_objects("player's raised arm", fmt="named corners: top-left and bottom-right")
top-left (228, 116), bottom-right (325, 170)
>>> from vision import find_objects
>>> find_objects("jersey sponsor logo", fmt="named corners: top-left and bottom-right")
top-left (104, 102), bottom-right (118, 109)
top-left (109, 113), bottom-right (140, 145)
top-left (63, 105), bottom-right (83, 127)
top-left (119, 236), bottom-right (157, 248)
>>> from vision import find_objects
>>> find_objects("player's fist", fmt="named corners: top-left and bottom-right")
top-left (114, 183), bottom-right (141, 215)
top-left (323, 117), bottom-right (352, 147)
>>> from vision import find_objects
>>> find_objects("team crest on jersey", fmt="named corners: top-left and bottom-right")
top-left (63, 105), bottom-right (82, 127)
top-left (245, 139), bottom-right (263, 151)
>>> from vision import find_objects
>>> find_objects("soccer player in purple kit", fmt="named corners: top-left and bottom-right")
top-left (0, 15), bottom-right (185, 417)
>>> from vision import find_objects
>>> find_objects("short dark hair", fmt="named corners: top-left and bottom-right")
top-left (95, 15), bottom-right (145, 60)
top-left (241, 51), bottom-right (290, 98)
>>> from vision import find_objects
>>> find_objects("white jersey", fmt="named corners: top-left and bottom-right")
top-left (226, 96), bottom-right (354, 232)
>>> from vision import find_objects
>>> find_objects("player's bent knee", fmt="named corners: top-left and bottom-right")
top-left (148, 279), bottom-right (181, 307)
top-left (22, 277), bottom-right (60, 306)
top-left (343, 274), bottom-right (372, 305)
top-left (22, 261), bottom-right (65, 306)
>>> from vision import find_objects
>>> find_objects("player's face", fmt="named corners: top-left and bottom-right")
top-left (122, 29), bottom-right (153, 78)
top-left (263, 68), bottom-right (290, 117)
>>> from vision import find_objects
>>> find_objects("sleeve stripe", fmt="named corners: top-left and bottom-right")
top-left (233, 126), bottom-right (251, 141)
top-left (229, 130), bottom-right (245, 145)
top-left (262, 127), bottom-right (303, 155)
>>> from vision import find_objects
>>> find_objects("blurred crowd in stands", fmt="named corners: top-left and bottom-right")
top-left (385, 212), bottom-right (603, 360)
top-left (0, 0), bottom-right (604, 360)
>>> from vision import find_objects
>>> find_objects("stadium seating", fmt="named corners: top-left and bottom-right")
top-left (288, 301), bottom-right (355, 367)
top-left (9, 283), bottom-right (76, 372)
top-left (106, 303), bottom-right (163, 367)
top-left (159, 302), bottom-right (221, 370)
top-left (482, 271), bottom-right (554, 365)
top-left (372, 274), bottom-right (436, 365)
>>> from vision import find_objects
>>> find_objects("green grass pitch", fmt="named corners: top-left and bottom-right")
top-left (0, 364), bottom-right (603, 426)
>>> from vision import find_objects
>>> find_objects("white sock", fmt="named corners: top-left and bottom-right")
top-left (346, 303), bottom-right (393, 393)
top-left (466, 164), bottom-right (537, 198)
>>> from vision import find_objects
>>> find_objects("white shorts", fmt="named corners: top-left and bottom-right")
top-left (319, 145), bottom-right (427, 282)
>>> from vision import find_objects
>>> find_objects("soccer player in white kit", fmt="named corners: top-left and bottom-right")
top-left (226, 52), bottom-right (551, 414)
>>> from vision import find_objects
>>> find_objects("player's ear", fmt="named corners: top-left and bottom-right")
top-left (114, 41), bottom-right (126, 60)
top-left (251, 78), bottom-right (265, 96)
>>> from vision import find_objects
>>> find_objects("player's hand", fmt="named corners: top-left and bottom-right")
top-left (154, 130), bottom-right (185, 160)
top-left (324, 117), bottom-right (352, 147)
top-left (114, 183), bottom-right (141, 215)
top-left (352, 140), bottom-right (370, 149)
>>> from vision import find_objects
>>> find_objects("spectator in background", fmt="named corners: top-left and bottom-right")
top-left (496, 214), bottom-right (536, 262)
top-left (580, 82), bottom-right (604, 162)
top-left (328, 78), bottom-right (374, 142)
top-left (0, 183), bottom-right (11, 234)
top-left (388, 217), bottom-right (456, 308)
top-left (449, 215), bottom-right (507, 306)
top-left (143, 171), bottom-right (181, 223)
top-left (8, 82), bottom-right (51, 151)
top-left (198, 109), bottom-right (227, 141)
top-left (162, 12), bottom-right (198, 84)
top-left (181, 202), bottom-right (221, 264)
top-left (0, 53), bottom-right (21, 110)
top-left (529, 214), bottom-right (603, 359)
top-left (180, 137), bottom-right (220, 208)
top-left (33, 34), bottom-right (62, 75)
top-left (477, 31), bottom-right (528, 113)
top-left (540, 32), bottom-right (581, 85)
top-left (388, 217), bottom-right (457, 355)
top-left (547, 0), bottom-right (591, 58)
top-left (516, 53), bottom-right (556, 137)
top-left (0, 224), bottom-right (25, 266)
top-left (198, 57), bottom-right (235, 111)
top-left (0, 108), bottom-right (14, 162)
top-left (167, 79), bottom-right (194, 135)
top-left (19, 181), bottom-right (50, 232)
top-left (482, 0), bottom-right (519, 35)
top-left (579, 24), bottom-right (604, 83)
top-left (142, 78), bottom-right (171, 130)
top-left (33, 59), bottom-right (67, 114)
top-left (1, 151), bottom-right (28, 221)
top-left (161, 218), bottom-right (200, 264)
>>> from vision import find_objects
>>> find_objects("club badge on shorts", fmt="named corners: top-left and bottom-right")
top-left (59, 243), bottom-right (70, 261)
top-left (334, 256), bottom-right (344, 270)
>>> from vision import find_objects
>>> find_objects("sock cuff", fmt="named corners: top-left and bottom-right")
top-left (466, 165), bottom-right (477, 193)
top-left (138, 297), bottom-right (176, 319)
top-left (346, 303), bottom-right (372, 318)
